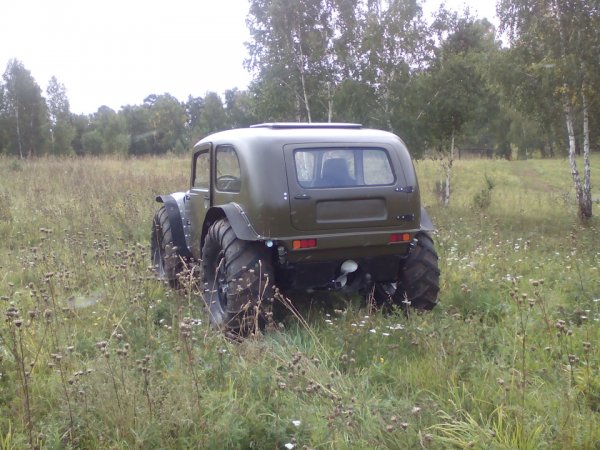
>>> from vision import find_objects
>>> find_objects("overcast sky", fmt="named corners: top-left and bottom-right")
top-left (1, 0), bottom-right (498, 115)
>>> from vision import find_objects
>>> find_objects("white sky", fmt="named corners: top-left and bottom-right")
top-left (0, 0), bottom-right (498, 115)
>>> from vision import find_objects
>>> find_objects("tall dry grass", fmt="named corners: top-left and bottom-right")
top-left (0, 154), bottom-right (598, 448)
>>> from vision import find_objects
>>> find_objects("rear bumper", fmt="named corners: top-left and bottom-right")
top-left (274, 230), bottom-right (415, 263)
top-left (276, 253), bottom-right (406, 290)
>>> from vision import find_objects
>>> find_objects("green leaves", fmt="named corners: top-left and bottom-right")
top-left (1, 59), bottom-right (50, 158)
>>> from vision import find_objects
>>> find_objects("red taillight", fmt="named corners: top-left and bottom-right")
top-left (389, 233), bottom-right (411, 243)
top-left (292, 239), bottom-right (317, 249)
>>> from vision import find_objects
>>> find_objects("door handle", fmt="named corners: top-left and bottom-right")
top-left (294, 193), bottom-right (311, 200)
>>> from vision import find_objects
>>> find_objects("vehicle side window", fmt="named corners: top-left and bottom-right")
top-left (193, 150), bottom-right (210, 189)
top-left (215, 146), bottom-right (241, 192)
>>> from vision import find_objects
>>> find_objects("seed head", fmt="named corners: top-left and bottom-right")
top-left (583, 342), bottom-right (591, 352)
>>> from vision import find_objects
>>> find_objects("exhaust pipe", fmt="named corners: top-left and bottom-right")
top-left (335, 260), bottom-right (358, 287)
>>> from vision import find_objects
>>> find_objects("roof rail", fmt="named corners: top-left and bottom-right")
top-left (250, 122), bottom-right (362, 130)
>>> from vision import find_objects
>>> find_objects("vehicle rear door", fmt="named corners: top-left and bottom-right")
top-left (284, 144), bottom-right (412, 231)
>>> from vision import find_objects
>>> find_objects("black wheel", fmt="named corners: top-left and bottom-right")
top-left (150, 206), bottom-right (183, 286)
top-left (372, 232), bottom-right (440, 310)
top-left (202, 218), bottom-right (274, 335)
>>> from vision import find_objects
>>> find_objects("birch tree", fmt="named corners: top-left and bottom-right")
top-left (418, 11), bottom-right (496, 205)
top-left (2, 59), bottom-right (49, 158)
top-left (498, 0), bottom-right (598, 219)
top-left (46, 76), bottom-right (75, 155)
top-left (360, 0), bottom-right (430, 130)
top-left (246, 0), bottom-right (331, 121)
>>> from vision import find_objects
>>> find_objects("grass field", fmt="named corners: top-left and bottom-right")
top-left (0, 155), bottom-right (599, 449)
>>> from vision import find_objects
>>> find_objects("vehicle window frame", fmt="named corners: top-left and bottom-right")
top-left (191, 147), bottom-right (210, 190)
top-left (215, 145), bottom-right (242, 193)
top-left (293, 147), bottom-right (396, 189)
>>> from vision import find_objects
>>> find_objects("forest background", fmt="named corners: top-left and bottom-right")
top-left (1, 0), bottom-right (598, 163)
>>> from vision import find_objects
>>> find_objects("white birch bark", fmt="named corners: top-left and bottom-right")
top-left (327, 81), bottom-right (333, 123)
top-left (444, 132), bottom-right (455, 207)
top-left (581, 89), bottom-right (592, 217)
top-left (554, 0), bottom-right (593, 219)
top-left (299, 66), bottom-right (312, 123)
top-left (564, 100), bottom-right (584, 215)
top-left (15, 103), bottom-right (23, 160)
top-left (296, 40), bottom-right (312, 123)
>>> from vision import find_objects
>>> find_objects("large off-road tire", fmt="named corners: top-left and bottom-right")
top-left (150, 206), bottom-right (183, 286)
top-left (372, 232), bottom-right (440, 310)
top-left (202, 218), bottom-right (275, 335)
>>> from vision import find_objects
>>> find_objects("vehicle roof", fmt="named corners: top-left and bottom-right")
top-left (194, 123), bottom-right (406, 150)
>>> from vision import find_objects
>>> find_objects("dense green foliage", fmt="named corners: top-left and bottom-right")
top-left (1, 0), bottom-right (598, 160)
top-left (0, 155), bottom-right (598, 448)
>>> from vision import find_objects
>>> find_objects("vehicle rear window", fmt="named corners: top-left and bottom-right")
top-left (294, 148), bottom-right (395, 188)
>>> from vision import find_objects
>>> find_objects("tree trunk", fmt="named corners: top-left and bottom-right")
top-left (28, 115), bottom-right (34, 158)
top-left (444, 132), bottom-right (455, 207)
top-left (564, 100), bottom-right (586, 218)
top-left (383, 84), bottom-right (392, 131)
top-left (553, 0), bottom-right (592, 219)
top-left (299, 67), bottom-right (312, 123)
top-left (439, 132), bottom-right (454, 207)
top-left (295, 41), bottom-right (311, 123)
top-left (581, 89), bottom-right (592, 218)
top-left (327, 81), bottom-right (333, 123)
top-left (295, 96), bottom-right (302, 122)
top-left (15, 103), bottom-right (24, 160)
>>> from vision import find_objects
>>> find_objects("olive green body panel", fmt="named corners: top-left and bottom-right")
top-left (157, 124), bottom-right (433, 288)
top-left (155, 123), bottom-right (438, 294)
top-left (191, 125), bottom-right (423, 249)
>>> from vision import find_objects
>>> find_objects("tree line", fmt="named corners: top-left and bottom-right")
top-left (0, 60), bottom-right (257, 158)
top-left (0, 0), bottom-right (598, 165)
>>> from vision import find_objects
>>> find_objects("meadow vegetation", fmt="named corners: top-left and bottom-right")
top-left (0, 155), bottom-right (599, 449)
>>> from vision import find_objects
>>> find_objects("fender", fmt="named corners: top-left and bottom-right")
top-left (419, 207), bottom-right (435, 232)
top-left (155, 194), bottom-right (193, 259)
top-left (200, 203), bottom-right (261, 256)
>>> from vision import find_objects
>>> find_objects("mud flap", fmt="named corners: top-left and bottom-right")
top-left (156, 195), bottom-right (193, 259)
top-left (420, 207), bottom-right (435, 232)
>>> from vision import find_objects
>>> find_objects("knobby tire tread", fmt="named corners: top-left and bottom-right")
top-left (399, 232), bottom-right (440, 310)
top-left (151, 206), bottom-right (182, 285)
top-left (202, 218), bottom-right (274, 335)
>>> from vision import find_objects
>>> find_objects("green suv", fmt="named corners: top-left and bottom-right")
top-left (151, 123), bottom-right (440, 334)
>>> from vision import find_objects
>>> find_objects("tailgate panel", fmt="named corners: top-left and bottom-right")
top-left (316, 198), bottom-right (387, 224)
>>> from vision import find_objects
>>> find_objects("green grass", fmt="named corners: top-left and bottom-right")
top-left (1, 154), bottom-right (599, 449)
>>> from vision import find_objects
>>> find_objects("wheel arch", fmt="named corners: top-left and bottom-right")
top-left (155, 194), bottom-right (193, 259)
top-left (200, 203), bottom-right (261, 257)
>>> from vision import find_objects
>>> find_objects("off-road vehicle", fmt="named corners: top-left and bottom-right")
top-left (151, 123), bottom-right (440, 334)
